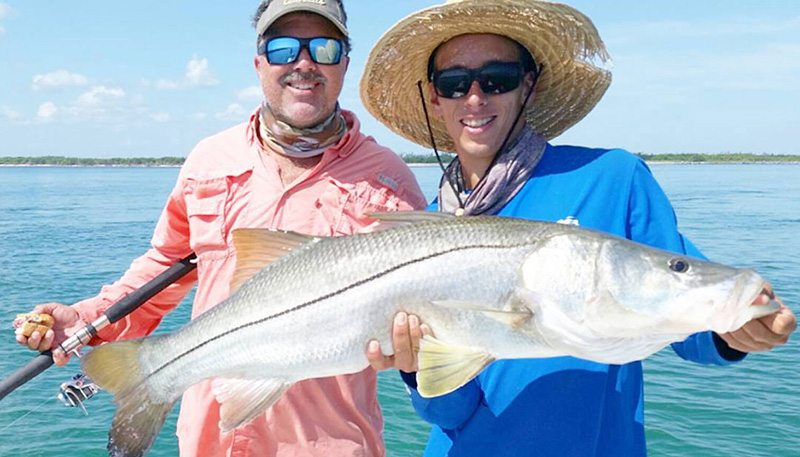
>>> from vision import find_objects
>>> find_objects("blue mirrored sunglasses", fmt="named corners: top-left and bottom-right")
top-left (259, 36), bottom-right (345, 65)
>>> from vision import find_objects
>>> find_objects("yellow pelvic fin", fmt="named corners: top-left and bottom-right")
top-left (230, 228), bottom-right (317, 293)
top-left (416, 335), bottom-right (495, 398)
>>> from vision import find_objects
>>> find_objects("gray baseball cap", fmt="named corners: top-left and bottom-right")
top-left (256, 0), bottom-right (348, 38)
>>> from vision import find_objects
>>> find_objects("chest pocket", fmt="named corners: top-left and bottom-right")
top-left (183, 168), bottom-right (252, 254)
top-left (316, 178), bottom-right (402, 236)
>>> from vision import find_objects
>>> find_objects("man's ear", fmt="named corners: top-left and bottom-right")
top-left (521, 72), bottom-right (536, 107)
top-left (428, 82), bottom-right (443, 116)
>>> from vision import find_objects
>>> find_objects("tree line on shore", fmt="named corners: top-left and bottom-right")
top-left (0, 156), bottom-right (185, 166)
top-left (0, 153), bottom-right (798, 167)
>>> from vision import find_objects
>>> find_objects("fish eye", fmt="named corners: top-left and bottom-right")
top-left (668, 258), bottom-right (690, 273)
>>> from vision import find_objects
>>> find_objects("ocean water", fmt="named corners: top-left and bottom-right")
top-left (0, 164), bottom-right (797, 457)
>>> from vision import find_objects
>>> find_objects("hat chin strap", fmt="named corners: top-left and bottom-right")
top-left (415, 81), bottom-right (465, 209)
top-left (475, 79), bottom-right (536, 188)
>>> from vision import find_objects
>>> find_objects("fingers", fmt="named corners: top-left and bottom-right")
top-left (408, 315), bottom-right (422, 353)
top-left (366, 312), bottom-right (430, 372)
top-left (392, 313), bottom-right (415, 371)
top-left (366, 340), bottom-right (395, 371)
top-left (721, 307), bottom-right (796, 352)
top-left (766, 306), bottom-right (797, 338)
top-left (395, 313), bottom-right (427, 372)
top-left (32, 303), bottom-right (58, 314)
top-left (15, 328), bottom-right (55, 352)
top-left (14, 303), bottom-right (83, 367)
top-left (52, 344), bottom-right (73, 366)
top-left (721, 321), bottom-right (777, 352)
top-left (420, 323), bottom-right (433, 338)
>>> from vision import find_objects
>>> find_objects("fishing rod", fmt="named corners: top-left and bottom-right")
top-left (0, 253), bottom-right (198, 401)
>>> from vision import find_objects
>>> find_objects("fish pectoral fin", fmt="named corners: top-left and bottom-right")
top-left (230, 229), bottom-right (318, 293)
top-left (416, 335), bottom-right (495, 398)
top-left (212, 377), bottom-right (292, 433)
top-left (430, 299), bottom-right (533, 328)
top-left (481, 307), bottom-right (533, 328)
top-left (366, 211), bottom-right (455, 230)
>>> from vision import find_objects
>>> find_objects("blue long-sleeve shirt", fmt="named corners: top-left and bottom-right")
top-left (408, 145), bottom-right (744, 457)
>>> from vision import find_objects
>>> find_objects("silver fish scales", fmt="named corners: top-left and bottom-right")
top-left (81, 213), bottom-right (775, 456)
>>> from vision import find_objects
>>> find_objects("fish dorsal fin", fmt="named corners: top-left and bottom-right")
top-left (212, 377), bottom-right (292, 433)
top-left (367, 211), bottom-right (455, 230)
top-left (231, 229), bottom-right (317, 293)
top-left (430, 297), bottom-right (533, 328)
top-left (416, 335), bottom-right (495, 398)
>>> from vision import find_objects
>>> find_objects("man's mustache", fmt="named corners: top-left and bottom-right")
top-left (281, 71), bottom-right (326, 86)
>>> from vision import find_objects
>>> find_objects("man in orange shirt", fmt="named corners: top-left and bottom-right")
top-left (16, 1), bottom-right (426, 456)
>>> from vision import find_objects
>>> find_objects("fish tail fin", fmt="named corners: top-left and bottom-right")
top-left (82, 339), bottom-right (176, 457)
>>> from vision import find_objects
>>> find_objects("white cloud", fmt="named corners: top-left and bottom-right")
top-left (237, 86), bottom-right (263, 101)
top-left (2, 105), bottom-right (21, 121)
top-left (192, 112), bottom-right (208, 120)
top-left (61, 85), bottom-right (128, 120)
top-left (32, 69), bottom-right (89, 90)
top-left (215, 103), bottom-right (246, 121)
top-left (156, 56), bottom-right (219, 90)
top-left (186, 56), bottom-right (218, 86)
top-left (0, 27), bottom-right (5, 36)
top-left (76, 86), bottom-right (125, 106)
top-left (37, 102), bottom-right (58, 121)
top-left (150, 112), bottom-right (171, 123)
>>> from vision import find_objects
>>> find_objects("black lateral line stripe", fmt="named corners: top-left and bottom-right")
top-left (146, 242), bottom-right (527, 379)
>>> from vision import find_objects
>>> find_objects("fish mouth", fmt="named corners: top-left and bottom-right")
top-left (734, 275), bottom-right (781, 322)
top-left (747, 282), bottom-right (782, 319)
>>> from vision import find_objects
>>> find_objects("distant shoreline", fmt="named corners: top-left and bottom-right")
top-left (643, 161), bottom-right (800, 165)
top-left (1, 154), bottom-right (799, 168)
top-left (3, 162), bottom-right (800, 168)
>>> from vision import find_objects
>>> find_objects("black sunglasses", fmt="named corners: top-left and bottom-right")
top-left (259, 36), bottom-right (345, 65)
top-left (432, 61), bottom-right (525, 99)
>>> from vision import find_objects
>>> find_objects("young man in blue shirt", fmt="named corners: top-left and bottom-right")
top-left (361, 1), bottom-right (796, 456)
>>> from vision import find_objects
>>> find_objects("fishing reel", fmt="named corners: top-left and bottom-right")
top-left (57, 373), bottom-right (99, 415)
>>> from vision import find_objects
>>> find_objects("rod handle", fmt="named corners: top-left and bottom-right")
top-left (0, 352), bottom-right (54, 401)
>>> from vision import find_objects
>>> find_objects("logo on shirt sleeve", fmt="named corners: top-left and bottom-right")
top-left (376, 173), bottom-right (399, 192)
top-left (557, 216), bottom-right (580, 226)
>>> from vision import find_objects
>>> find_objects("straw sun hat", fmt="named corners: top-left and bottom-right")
top-left (360, 0), bottom-right (612, 152)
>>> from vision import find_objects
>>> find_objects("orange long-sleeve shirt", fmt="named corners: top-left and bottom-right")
top-left (72, 109), bottom-right (426, 457)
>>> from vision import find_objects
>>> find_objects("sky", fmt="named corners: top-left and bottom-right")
top-left (0, 1), bottom-right (798, 158)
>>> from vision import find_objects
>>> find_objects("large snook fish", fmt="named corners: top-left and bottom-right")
top-left (81, 213), bottom-right (778, 456)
